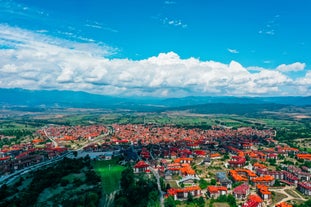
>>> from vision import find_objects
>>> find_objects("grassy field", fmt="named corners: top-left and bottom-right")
top-left (284, 189), bottom-right (301, 199)
top-left (272, 192), bottom-right (288, 205)
top-left (93, 158), bottom-right (125, 194)
top-left (213, 202), bottom-right (230, 207)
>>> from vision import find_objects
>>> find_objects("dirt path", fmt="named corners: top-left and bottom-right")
top-left (270, 186), bottom-right (307, 205)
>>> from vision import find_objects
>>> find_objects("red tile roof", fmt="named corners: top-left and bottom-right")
top-left (207, 186), bottom-right (227, 193)
top-left (134, 160), bottom-right (149, 168)
top-left (233, 183), bottom-right (249, 195)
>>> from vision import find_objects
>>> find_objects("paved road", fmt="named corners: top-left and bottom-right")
top-left (0, 125), bottom-right (114, 188)
top-left (43, 128), bottom-right (58, 147)
top-left (0, 151), bottom-right (72, 187)
top-left (131, 144), bottom-right (164, 207)
top-left (149, 166), bottom-right (164, 207)
top-left (0, 126), bottom-right (113, 187)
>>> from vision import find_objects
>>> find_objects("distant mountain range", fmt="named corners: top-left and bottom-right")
top-left (0, 88), bottom-right (311, 111)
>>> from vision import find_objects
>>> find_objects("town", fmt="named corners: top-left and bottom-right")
top-left (1, 123), bottom-right (311, 207)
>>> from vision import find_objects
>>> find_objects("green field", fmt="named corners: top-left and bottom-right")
top-left (93, 159), bottom-right (125, 194)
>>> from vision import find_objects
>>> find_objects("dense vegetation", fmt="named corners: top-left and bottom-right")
top-left (114, 167), bottom-right (159, 207)
top-left (294, 199), bottom-right (311, 207)
top-left (0, 157), bottom-right (101, 207)
top-left (209, 195), bottom-right (237, 207)
top-left (0, 128), bottom-right (34, 147)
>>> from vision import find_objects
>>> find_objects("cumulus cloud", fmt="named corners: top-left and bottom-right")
top-left (0, 24), bottom-right (308, 97)
top-left (295, 71), bottom-right (311, 95)
top-left (276, 62), bottom-right (306, 72)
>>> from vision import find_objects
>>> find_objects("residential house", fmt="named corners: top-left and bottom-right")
top-left (297, 181), bottom-right (311, 196)
top-left (207, 186), bottom-right (227, 199)
top-left (283, 171), bottom-right (299, 186)
top-left (252, 175), bottom-right (275, 186)
top-left (216, 172), bottom-right (232, 189)
top-left (256, 184), bottom-right (272, 201)
top-left (178, 175), bottom-right (200, 185)
top-left (242, 194), bottom-right (263, 207)
top-left (228, 156), bottom-right (246, 168)
top-left (203, 156), bottom-right (211, 166)
top-left (233, 183), bottom-right (250, 200)
top-left (275, 202), bottom-right (293, 207)
top-left (167, 186), bottom-right (201, 200)
top-left (133, 160), bottom-right (150, 173)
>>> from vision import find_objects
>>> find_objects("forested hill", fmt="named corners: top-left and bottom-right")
top-left (0, 88), bottom-right (311, 110)
top-left (169, 102), bottom-right (311, 116)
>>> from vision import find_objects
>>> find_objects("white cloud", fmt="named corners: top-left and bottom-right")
top-left (164, 1), bottom-right (176, 5)
top-left (258, 14), bottom-right (280, 36)
top-left (85, 24), bottom-right (102, 29)
top-left (265, 30), bottom-right (275, 35)
top-left (276, 62), bottom-right (306, 72)
top-left (162, 18), bottom-right (187, 28)
top-left (84, 22), bottom-right (118, 33)
top-left (227, 48), bottom-right (239, 54)
top-left (0, 24), bottom-right (308, 97)
top-left (295, 71), bottom-right (311, 95)
top-left (263, 60), bottom-right (271, 64)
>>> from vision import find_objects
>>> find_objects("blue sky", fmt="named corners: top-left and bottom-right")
top-left (0, 0), bottom-right (311, 97)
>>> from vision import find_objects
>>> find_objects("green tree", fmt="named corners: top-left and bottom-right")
top-left (114, 196), bottom-right (130, 207)
top-left (199, 179), bottom-right (208, 189)
top-left (0, 184), bottom-right (8, 200)
top-left (196, 196), bottom-right (205, 207)
top-left (267, 158), bottom-right (276, 166)
top-left (160, 177), bottom-right (166, 191)
top-left (210, 178), bottom-right (216, 185)
top-left (295, 199), bottom-right (311, 207)
top-left (148, 190), bottom-right (159, 207)
top-left (187, 192), bottom-right (194, 203)
top-left (227, 194), bottom-right (237, 207)
top-left (120, 167), bottom-right (135, 191)
top-left (274, 179), bottom-right (282, 187)
top-left (164, 196), bottom-right (176, 207)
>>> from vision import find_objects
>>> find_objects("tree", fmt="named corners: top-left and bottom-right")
top-left (199, 179), bottom-right (208, 189)
top-left (196, 196), bottom-right (205, 207)
top-left (296, 199), bottom-right (311, 207)
top-left (278, 154), bottom-right (285, 160)
top-left (60, 179), bottom-right (69, 187)
top-left (268, 158), bottom-right (276, 166)
top-left (274, 179), bottom-right (282, 187)
top-left (73, 151), bottom-right (78, 157)
top-left (223, 153), bottom-right (229, 160)
top-left (160, 177), bottom-right (166, 191)
top-left (210, 178), bottom-right (216, 185)
top-left (187, 192), bottom-right (194, 203)
top-left (120, 167), bottom-right (134, 191)
top-left (164, 196), bottom-right (176, 207)
top-left (114, 196), bottom-right (130, 207)
top-left (245, 155), bottom-right (250, 161)
top-left (227, 194), bottom-right (237, 207)
top-left (148, 191), bottom-right (159, 207)
top-left (0, 184), bottom-right (8, 200)
top-left (85, 170), bottom-right (101, 185)
top-left (216, 195), bottom-right (227, 202)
